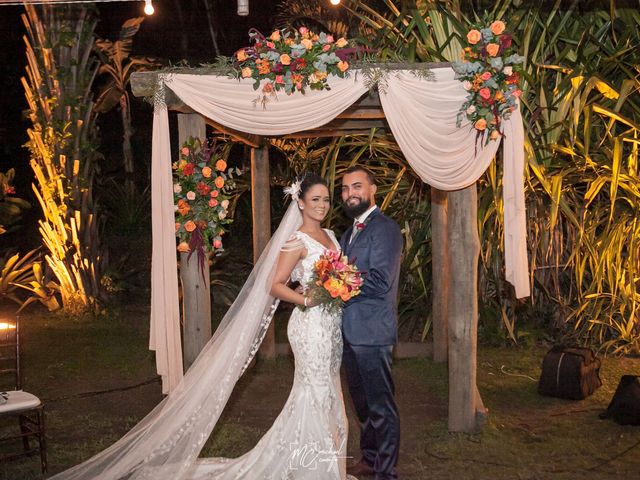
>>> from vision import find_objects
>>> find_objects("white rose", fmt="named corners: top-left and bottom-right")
top-left (218, 210), bottom-right (227, 220)
top-left (221, 199), bottom-right (230, 209)
top-left (503, 66), bottom-right (513, 76)
top-left (463, 81), bottom-right (472, 91)
top-left (173, 184), bottom-right (182, 194)
top-left (466, 105), bottom-right (476, 115)
top-left (186, 191), bottom-right (196, 201)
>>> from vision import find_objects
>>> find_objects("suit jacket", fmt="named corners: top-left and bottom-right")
top-left (340, 207), bottom-right (403, 346)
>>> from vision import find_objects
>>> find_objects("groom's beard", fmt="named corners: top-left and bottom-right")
top-left (343, 197), bottom-right (371, 219)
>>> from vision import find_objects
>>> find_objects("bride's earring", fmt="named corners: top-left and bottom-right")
top-left (298, 204), bottom-right (304, 210)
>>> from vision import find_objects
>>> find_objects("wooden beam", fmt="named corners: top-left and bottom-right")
top-left (447, 183), bottom-right (486, 432)
top-left (251, 146), bottom-right (275, 360)
top-left (203, 118), bottom-right (264, 148)
top-left (177, 114), bottom-right (212, 371)
top-left (431, 188), bottom-right (449, 363)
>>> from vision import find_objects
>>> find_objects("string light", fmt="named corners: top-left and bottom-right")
top-left (0, 0), bottom-right (143, 5)
top-left (330, 0), bottom-right (341, 5)
top-left (143, 0), bottom-right (153, 15)
top-left (237, 0), bottom-right (248, 16)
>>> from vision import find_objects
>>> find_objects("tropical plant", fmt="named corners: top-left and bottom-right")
top-left (0, 249), bottom-right (38, 308)
top-left (94, 17), bottom-right (160, 196)
top-left (22, 4), bottom-right (107, 314)
top-left (0, 168), bottom-right (31, 235)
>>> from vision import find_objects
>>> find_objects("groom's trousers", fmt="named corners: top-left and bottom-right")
top-left (343, 342), bottom-right (400, 480)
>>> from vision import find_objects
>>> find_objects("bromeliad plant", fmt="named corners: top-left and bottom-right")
top-left (233, 27), bottom-right (353, 102)
top-left (173, 137), bottom-right (241, 264)
top-left (452, 19), bottom-right (524, 143)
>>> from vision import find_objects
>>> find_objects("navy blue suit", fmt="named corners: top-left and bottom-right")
top-left (340, 207), bottom-right (402, 480)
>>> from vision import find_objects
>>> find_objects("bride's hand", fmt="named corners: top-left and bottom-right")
top-left (304, 288), bottom-right (322, 308)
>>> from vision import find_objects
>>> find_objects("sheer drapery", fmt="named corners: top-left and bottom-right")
top-left (151, 68), bottom-right (529, 393)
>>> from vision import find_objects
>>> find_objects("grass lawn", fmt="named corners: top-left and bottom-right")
top-left (1, 306), bottom-right (639, 479)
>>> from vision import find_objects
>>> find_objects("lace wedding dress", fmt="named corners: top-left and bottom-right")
top-left (191, 229), bottom-right (355, 479)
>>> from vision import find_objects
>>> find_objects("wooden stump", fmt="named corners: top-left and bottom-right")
top-left (431, 188), bottom-right (449, 363)
top-left (447, 183), bottom-right (486, 432)
top-left (177, 114), bottom-right (212, 370)
top-left (251, 146), bottom-right (275, 360)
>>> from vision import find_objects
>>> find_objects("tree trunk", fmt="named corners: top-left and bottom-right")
top-left (177, 114), bottom-right (211, 369)
top-left (251, 146), bottom-right (275, 360)
top-left (431, 187), bottom-right (449, 363)
top-left (447, 183), bottom-right (486, 432)
top-left (120, 94), bottom-right (135, 196)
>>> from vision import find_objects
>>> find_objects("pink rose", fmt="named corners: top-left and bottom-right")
top-left (326, 35), bottom-right (334, 43)
top-left (181, 147), bottom-right (189, 156)
top-left (299, 27), bottom-right (308, 35)
top-left (322, 44), bottom-right (331, 52)
top-left (481, 71), bottom-right (492, 81)
top-left (209, 199), bottom-right (218, 208)
top-left (186, 191), bottom-right (196, 200)
top-left (275, 75), bottom-right (284, 84)
top-left (266, 41), bottom-right (275, 49)
top-left (512, 89), bottom-right (522, 98)
top-left (479, 88), bottom-right (491, 100)
top-left (211, 190), bottom-right (219, 198)
top-left (213, 239), bottom-right (223, 249)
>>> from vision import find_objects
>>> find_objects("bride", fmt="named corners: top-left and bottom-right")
top-left (51, 173), bottom-right (357, 480)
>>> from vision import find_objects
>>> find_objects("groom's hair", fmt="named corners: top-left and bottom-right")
top-left (344, 165), bottom-right (376, 185)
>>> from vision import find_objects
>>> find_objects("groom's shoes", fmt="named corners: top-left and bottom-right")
top-left (347, 459), bottom-right (376, 477)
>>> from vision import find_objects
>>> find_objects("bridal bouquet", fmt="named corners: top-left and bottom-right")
top-left (305, 250), bottom-right (363, 314)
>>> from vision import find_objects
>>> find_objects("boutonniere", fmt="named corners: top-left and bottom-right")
top-left (355, 222), bottom-right (366, 231)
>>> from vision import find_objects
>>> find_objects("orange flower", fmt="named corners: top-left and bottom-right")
top-left (256, 59), bottom-right (271, 75)
top-left (236, 49), bottom-right (248, 61)
top-left (270, 30), bottom-right (281, 41)
top-left (215, 159), bottom-right (227, 171)
top-left (490, 130), bottom-right (501, 140)
top-left (175, 222), bottom-right (181, 232)
top-left (314, 70), bottom-right (328, 81)
top-left (202, 166), bottom-right (212, 178)
top-left (177, 199), bottom-right (190, 215)
top-left (467, 29), bottom-right (481, 44)
top-left (490, 20), bottom-right (506, 35)
top-left (336, 37), bottom-right (348, 48)
top-left (279, 53), bottom-right (291, 65)
top-left (184, 220), bottom-right (197, 232)
top-left (262, 82), bottom-right (274, 93)
top-left (177, 242), bottom-right (190, 253)
top-left (486, 43), bottom-right (500, 57)
top-left (475, 119), bottom-right (488, 131)
top-left (301, 38), bottom-right (313, 50)
top-left (337, 61), bottom-right (349, 72)
top-left (215, 176), bottom-right (225, 189)
top-left (241, 67), bottom-right (253, 78)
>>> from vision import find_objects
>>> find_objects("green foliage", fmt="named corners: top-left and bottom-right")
top-left (0, 168), bottom-right (31, 235)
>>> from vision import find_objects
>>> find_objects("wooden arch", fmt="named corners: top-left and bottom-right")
top-left (131, 64), bottom-right (486, 432)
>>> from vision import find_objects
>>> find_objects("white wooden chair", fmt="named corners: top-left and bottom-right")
top-left (0, 317), bottom-right (47, 474)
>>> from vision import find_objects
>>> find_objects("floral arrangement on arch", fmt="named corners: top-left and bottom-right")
top-left (173, 137), bottom-right (242, 266)
top-left (452, 19), bottom-right (525, 143)
top-left (233, 26), bottom-right (355, 102)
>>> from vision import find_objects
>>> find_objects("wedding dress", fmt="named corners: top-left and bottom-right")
top-left (191, 229), bottom-right (353, 479)
top-left (51, 200), bottom-right (356, 480)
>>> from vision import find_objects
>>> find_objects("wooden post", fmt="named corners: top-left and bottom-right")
top-left (431, 188), bottom-right (449, 363)
top-left (252, 146), bottom-right (275, 360)
top-left (177, 114), bottom-right (212, 370)
top-left (447, 183), bottom-right (486, 432)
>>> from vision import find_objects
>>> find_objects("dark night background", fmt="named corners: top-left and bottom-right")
top-left (0, 0), bottom-right (283, 251)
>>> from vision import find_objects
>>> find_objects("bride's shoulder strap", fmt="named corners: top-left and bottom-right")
top-left (280, 231), bottom-right (305, 252)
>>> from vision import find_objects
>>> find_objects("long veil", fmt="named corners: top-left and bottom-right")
top-left (51, 201), bottom-right (303, 480)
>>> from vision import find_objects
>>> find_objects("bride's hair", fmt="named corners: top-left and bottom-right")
top-left (298, 173), bottom-right (328, 200)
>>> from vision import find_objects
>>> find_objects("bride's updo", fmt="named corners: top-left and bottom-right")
top-left (298, 173), bottom-right (328, 200)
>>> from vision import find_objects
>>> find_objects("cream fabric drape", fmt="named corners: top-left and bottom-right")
top-left (151, 68), bottom-right (530, 392)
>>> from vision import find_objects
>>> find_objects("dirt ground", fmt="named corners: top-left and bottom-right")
top-left (1, 307), bottom-right (640, 480)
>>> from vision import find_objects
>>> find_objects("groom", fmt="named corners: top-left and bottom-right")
top-left (340, 166), bottom-right (402, 480)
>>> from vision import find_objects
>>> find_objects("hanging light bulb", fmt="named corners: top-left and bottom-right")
top-left (330, 0), bottom-right (341, 5)
top-left (237, 0), bottom-right (249, 16)
top-left (144, 0), bottom-right (154, 15)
